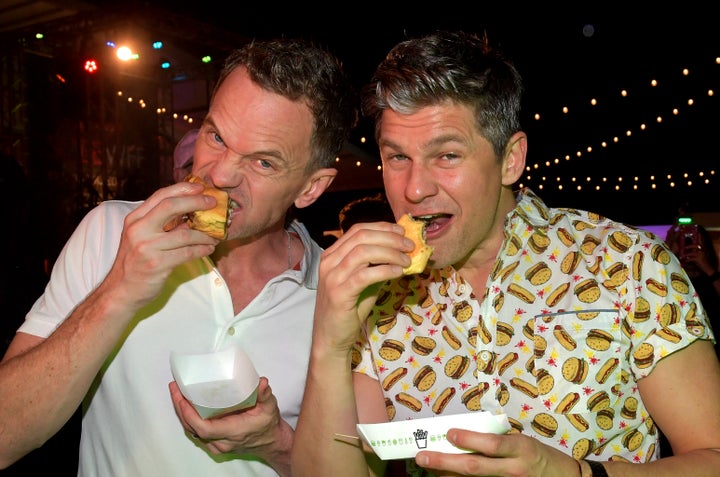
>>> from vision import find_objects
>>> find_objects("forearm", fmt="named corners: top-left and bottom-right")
top-left (0, 280), bottom-right (139, 468)
top-left (591, 449), bottom-right (720, 476)
top-left (292, 346), bottom-right (369, 477)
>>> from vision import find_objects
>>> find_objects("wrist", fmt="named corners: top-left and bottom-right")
top-left (263, 419), bottom-right (294, 477)
top-left (575, 459), bottom-right (585, 477)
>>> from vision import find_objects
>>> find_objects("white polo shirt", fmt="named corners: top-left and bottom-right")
top-left (20, 200), bottom-right (320, 476)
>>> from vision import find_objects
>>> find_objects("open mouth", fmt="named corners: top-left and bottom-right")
top-left (227, 198), bottom-right (239, 226)
top-left (411, 214), bottom-right (450, 231)
top-left (410, 214), bottom-right (436, 223)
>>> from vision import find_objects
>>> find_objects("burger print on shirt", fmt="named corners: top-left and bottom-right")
top-left (353, 188), bottom-right (713, 464)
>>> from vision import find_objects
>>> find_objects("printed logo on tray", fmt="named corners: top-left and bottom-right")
top-left (369, 428), bottom-right (447, 450)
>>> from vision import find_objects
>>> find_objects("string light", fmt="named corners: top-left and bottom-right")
top-left (117, 90), bottom-right (196, 125)
top-left (111, 39), bottom-right (717, 189)
top-left (519, 53), bottom-right (717, 194)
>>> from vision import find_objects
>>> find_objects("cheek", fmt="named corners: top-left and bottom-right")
top-left (440, 170), bottom-right (490, 206)
top-left (253, 182), bottom-right (300, 213)
top-left (382, 169), bottom-right (404, 202)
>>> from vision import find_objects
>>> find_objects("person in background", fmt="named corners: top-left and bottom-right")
top-left (666, 221), bottom-right (720, 356)
top-left (339, 193), bottom-right (395, 234)
top-left (0, 37), bottom-right (357, 477)
top-left (292, 30), bottom-right (720, 477)
top-left (318, 193), bottom-right (395, 248)
top-left (173, 128), bottom-right (200, 183)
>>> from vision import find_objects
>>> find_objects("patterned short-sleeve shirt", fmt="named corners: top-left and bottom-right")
top-left (353, 188), bottom-right (714, 466)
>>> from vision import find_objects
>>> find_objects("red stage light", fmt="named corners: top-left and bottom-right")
top-left (84, 59), bottom-right (99, 73)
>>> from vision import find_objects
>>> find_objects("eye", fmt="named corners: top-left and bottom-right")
top-left (258, 159), bottom-right (272, 169)
top-left (386, 153), bottom-right (408, 162)
top-left (200, 126), bottom-right (225, 150)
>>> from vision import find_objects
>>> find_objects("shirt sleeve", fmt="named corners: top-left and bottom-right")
top-left (352, 295), bottom-right (387, 381)
top-left (627, 231), bottom-right (715, 379)
top-left (18, 201), bottom-right (137, 338)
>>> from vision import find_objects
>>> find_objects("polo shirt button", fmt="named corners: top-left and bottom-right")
top-left (214, 277), bottom-right (222, 286)
top-left (227, 327), bottom-right (235, 336)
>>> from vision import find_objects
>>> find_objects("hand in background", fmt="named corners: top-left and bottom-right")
top-left (680, 235), bottom-right (716, 277)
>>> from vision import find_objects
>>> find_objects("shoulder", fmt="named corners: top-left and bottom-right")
top-left (67, 200), bottom-right (143, 251)
top-left (78, 199), bottom-right (141, 223)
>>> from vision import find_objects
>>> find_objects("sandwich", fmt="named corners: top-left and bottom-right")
top-left (397, 214), bottom-right (434, 275)
top-left (184, 174), bottom-right (231, 240)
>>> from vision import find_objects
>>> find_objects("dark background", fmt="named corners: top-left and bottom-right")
top-left (188, 4), bottom-right (719, 227)
top-left (0, 2), bottom-right (717, 474)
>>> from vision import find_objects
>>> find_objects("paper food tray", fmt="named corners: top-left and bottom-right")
top-left (357, 411), bottom-right (510, 460)
top-left (170, 345), bottom-right (259, 419)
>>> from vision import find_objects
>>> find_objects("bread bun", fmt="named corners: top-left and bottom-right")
top-left (184, 174), bottom-right (230, 239)
top-left (397, 214), bottom-right (433, 275)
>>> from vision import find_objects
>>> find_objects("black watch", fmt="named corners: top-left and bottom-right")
top-left (584, 459), bottom-right (609, 477)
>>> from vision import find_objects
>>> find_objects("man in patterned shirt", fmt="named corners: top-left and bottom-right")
top-left (293, 31), bottom-right (720, 477)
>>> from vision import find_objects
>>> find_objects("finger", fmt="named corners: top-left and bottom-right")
top-left (171, 384), bottom-right (207, 432)
top-left (168, 381), bottom-right (187, 421)
top-left (325, 223), bottom-right (409, 268)
top-left (324, 224), bottom-right (411, 281)
top-left (168, 382), bottom-right (201, 437)
top-left (255, 377), bottom-right (272, 402)
top-left (126, 184), bottom-right (215, 236)
top-left (168, 381), bottom-right (182, 405)
top-left (140, 181), bottom-right (205, 215)
top-left (205, 440), bottom-right (227, 455)
top-left (415, 450), bottom-right (493, 476)
top-left (323, 238), bottom-right (410, 289)
top-left (358, 281), bottom-right (382, 321)
top-left (415, 430), bottom-right (508, 473)
top-left (153, 195), bottom-right (219, 238)
top-left (162, 214), bottom-right (187, 232)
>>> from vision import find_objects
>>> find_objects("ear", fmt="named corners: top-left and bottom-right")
top-left (294, 168), bottom-right (337, 209)
top-left (501, 132), bottom-right (527, 186)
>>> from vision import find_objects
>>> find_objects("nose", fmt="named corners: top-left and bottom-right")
top-left (405, 162), bottom-right (438, 203)
top-left (205, 150), bottom-right (243, 189)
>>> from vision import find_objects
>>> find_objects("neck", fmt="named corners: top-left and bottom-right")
top-left (213, 226), bottom-right (297, 276)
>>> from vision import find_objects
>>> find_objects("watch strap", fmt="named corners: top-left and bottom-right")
top-left (584, 459), bottom-right (609, 477)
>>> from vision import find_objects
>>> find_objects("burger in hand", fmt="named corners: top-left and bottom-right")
top-left (397, 214), bottom-right (434, 275)
top-left (184, 174), bottom-right (235, 240)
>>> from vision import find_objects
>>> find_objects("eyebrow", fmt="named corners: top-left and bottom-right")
top-left (202, 117), bottom-right (288, 161)
top-left (379, 133), bottom-right (467, 151)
